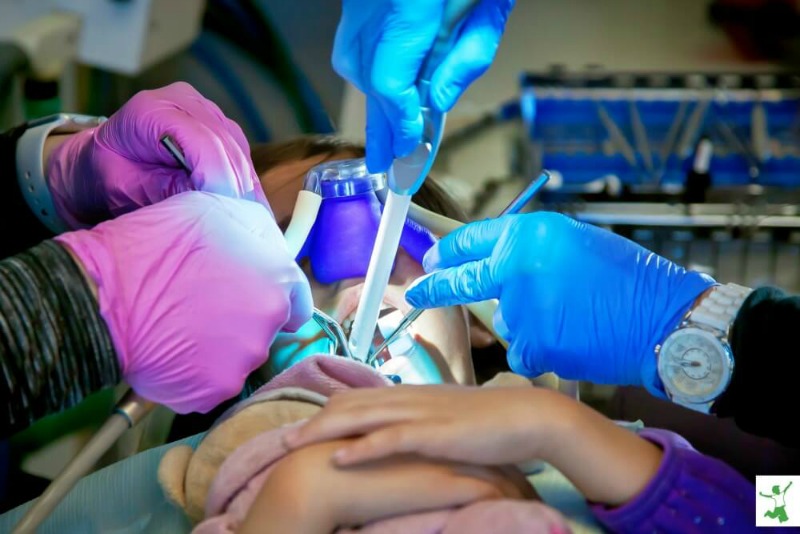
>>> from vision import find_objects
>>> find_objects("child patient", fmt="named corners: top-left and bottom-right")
top-left (159, 138), bottom-right (568, 532)
top-left (160, 137), bottom-right (754, 533)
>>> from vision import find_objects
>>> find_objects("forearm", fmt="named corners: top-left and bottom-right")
top-left (0, 240), bottom-right (119, 437)
top-left (540, 391), bottom-right (662, 506)
top-left (713, 286), bottom-right (800, 446)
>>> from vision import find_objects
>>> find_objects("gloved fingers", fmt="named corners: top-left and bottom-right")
top-left (282, 274), bottom-right (314, 332)
top-left (365, 96), bottom-right (394, 173)
top-left (405, 257), bottom-right (498, 308)
top-left (161, 115), bottom-right (254, 201)
top-left (156, 88), bottom-right (267, 208)
top-left (506, 338), bottom-right (549, 379)
top-left (163, 81), bottom-right (254, 164)
top-left (429, 0), bottom-right (514, 112)
top-left (331, 0), bottom-right (372, 91)
top-left (422, 216), bottom-right (512, 271)
top-left (214, 105), bottom-right (268, 208)
top-left (369, 4), bottom-right (443, 159)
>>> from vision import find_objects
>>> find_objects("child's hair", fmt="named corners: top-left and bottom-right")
top-left (251, 135), bottom-right (468, 223)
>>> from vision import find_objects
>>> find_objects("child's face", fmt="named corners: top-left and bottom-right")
top-left (258, 158), bottom-right (475, 384)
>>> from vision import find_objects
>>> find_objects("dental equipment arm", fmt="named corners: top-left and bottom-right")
top-left (348, 0), bottom-right (481, 362)
top-left (12, 392), bottom-right (156, 534)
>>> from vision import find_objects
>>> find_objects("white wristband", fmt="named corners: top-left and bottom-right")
top-left (16, 114), bottom-right (104, 234)
top-left (690, 283), bottom-right (752, 334)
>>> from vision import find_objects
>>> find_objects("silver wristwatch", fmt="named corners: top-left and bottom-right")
top-left (16, 113), bottom-right (105, 233)
top-left (656, 283), bottom-right (752, 414)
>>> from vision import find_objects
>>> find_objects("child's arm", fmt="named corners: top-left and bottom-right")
top-left (285, 385), bottom-right (755, 530)
top-left (285, 385), bottom-right (661, 505)
top-left (238, 439), bottom-right (529, 533)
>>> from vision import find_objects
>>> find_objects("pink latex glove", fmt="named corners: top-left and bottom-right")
top-left (47, 81), bottom-right (268, 229)
top-left (55, 191), bottom-right (312, 413)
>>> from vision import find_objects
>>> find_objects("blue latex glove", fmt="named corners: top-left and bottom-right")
top-left (406, 212), bottom-right (715, 393)
top-left (333, 0), bottom-right (515, 172)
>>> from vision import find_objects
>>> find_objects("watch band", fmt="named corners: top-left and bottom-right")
top-left (16, 113), bottom-right (104, 234)
top-left (689, 283), bottom-right (752, 334)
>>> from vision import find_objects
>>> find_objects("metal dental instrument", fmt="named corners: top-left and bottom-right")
top-left (347, 0), bottom-right (481, 362)
top-left (312, 307), bottom-right (354, 359)
top-left (713, 117), bottom-right (760, 179)
top-left (677, 99), bottom-right (710, 160)
top-left (751, 97), bottom-right (771, 164)
top-left (655, 101), bottom-right (688, 184)
top-left (369, 307), bottom-right (424, 364)
top-left (13, 135), bottom-right (196, 533)
top-left (161, 135), bottom-right (190, 172)
top-left (629, 100), bottom-right (653, 177)
top-left (596, 102), bottom-right (638, 171)
top-left (370, 171), bottom-right (551, 360)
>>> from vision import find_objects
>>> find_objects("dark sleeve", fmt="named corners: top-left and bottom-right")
top-left (0, 240), bottom-right (119, 438)
top-left (713, 286), bottom-right (800, 447)
top-left (0, 125), bottom-right (54, 259)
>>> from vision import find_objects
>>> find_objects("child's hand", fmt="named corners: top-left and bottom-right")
top-left (284, 385), bottom-right (575, 466)
top-left (284, 384), bottom-right (664, 508)
top-left (241, 438), bottom-right (535, 533)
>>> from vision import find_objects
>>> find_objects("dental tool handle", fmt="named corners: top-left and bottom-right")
top-left (160, 135), bottom-right (191, 172)
top-left (499, 171), bottom-right (550, 216)
top-left (12, 391), bottom-right (156, 534)
top-left (349, 191), bottom-right (412, 362)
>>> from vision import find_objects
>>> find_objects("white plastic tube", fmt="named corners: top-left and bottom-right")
top-left (283, 190), bottom-right (322, 259)
top-left (348, 191), bottom-right (412, 362)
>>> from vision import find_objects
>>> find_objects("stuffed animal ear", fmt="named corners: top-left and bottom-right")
top-left (158, 445), bottom-right (193, 510)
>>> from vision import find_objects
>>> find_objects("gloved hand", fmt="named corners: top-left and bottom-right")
top-left (405, 212), bottom-right (715, 393)
top-left (334, 0), bottom-right (514, 172)
top-left (55, 192), bottom-right (312, 413)
top-left (47, 82), bottom-right (268, 229)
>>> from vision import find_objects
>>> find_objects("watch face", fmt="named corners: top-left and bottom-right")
top-left (657, 328), bottom-right (733, 403)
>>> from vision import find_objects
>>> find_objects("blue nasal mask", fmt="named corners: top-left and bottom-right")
top-left (296, 158), bottom-right (436, 284)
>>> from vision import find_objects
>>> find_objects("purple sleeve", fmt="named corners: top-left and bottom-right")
top-left (590, 428), bottom-right (756, 533)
